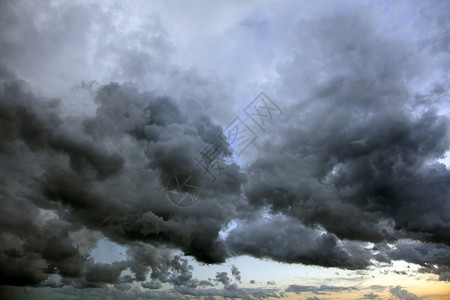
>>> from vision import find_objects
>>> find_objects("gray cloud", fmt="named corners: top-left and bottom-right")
top-left (215, 272), bottom-right (231, 286)
top-left (377, 239), bottom-right (450, 281)
top-left (386, 240), bottom-right (450, 267)
top-left (226, 215), bottom-right (371, 269)
top-left (0, 65), bottom-right (244, 287)
top-left (237, 5), bottom-right (450, 279)
top-left (141, 281), bottom-right (162, 290)
top-left (389, 286), bottom-right (420, 300)
top-left (84, 261), bottom-right (128, 286)
top-left (285, 284), bottom-right (357, 295)
top-left (231, 264), bottom-right (241, 283)
top-left (250, 9), bottom-right (449, 241)
top-left (0, 284), bottom-right (284, 300)
top-left (361, 292), bottom-right (380, 300)
top-left (1, 0), bottom-right (450, 295)
top-left (174, 284), bottom-right (284, 300)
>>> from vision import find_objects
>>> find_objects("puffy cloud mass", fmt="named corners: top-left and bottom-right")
top-left (0, 0), bottom-right (450, 296)
top-left (0, 66), bottom-right (243, 286)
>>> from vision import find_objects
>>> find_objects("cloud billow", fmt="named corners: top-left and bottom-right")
top-left (0, 0), bottom-right (450, 294)
top-left (233, 12), bottom-right (450, 276)
top-left (0, 66), bottom-right (243, 287)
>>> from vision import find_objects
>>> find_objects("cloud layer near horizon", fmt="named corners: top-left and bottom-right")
top-left (0, 0), bottom-right (450, 295)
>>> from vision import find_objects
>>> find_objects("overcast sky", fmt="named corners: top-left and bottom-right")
top-left (1, 0), bottom-right (450, 299)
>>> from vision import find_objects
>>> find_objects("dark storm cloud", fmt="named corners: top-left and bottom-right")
top-left (235, 10), bottom-right (450, 275)
top-left (0, 71), bottom-right (124, 180)
top-left (1, 0), bottom-right (450, 293)
top-left (0, 65), bottom-right (245, 287)
top-left (226, 215), bottom-right (370, 269)
top-left (84, 261), bottom-right (128, 286)
top-left (374, 239), bottom-right (450, 281)
top-left (386, 240), bottom-right (450, 267)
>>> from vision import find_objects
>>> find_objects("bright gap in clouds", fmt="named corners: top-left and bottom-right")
top-left (90, 238), bottom-right (128, 264)
top-left (439, 150), bottom-right (450, 169)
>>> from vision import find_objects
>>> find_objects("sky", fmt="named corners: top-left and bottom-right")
top-left (0, 0), bottom-right (449, 299)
